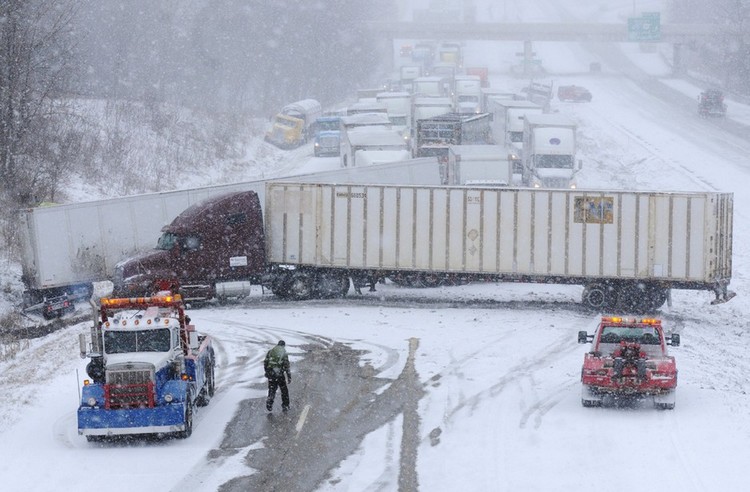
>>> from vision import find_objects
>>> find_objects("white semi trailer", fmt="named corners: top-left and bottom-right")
top-left (264, 183), bottom-right (734, 311)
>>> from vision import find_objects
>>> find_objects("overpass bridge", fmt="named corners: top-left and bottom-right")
top-left (368, 22), bottom-right (718, 44)
top-left (368, 21), bottom-right (720, 75)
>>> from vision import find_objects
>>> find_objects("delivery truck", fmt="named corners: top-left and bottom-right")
top-left (113, 183), bottom-right (734, 312)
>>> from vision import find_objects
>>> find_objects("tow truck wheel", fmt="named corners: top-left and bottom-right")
top-left (207, 358), bottom-right (216, 397)
top-left (177, 393), bottom-right (194, 439)
top-left (581, 386), bottom-right (602, 407)
top-left (654, 391), bottom-right (676, 410)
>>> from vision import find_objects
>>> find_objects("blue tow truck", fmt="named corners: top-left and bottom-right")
top-left (77, 292), bottom-right (215, 441)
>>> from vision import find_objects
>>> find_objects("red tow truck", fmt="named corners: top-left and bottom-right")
top-left (578, 316), bottom-right (679, 409)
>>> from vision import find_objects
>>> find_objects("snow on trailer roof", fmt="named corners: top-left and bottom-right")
top-left (354, 150), bottom-right (412, 166)
top-left (489, 98), bottom-right (541, 108)
top-left (413, 96), bottom-right (453, 105)
top-left (281, 99), bottom-right (321, 115)
top-left (449, 144), bottom-right (508, 159)
top-left (421, 112), bottom-right (490, 123)
top-left (341, 112), bottom-right (392, 126)
top-left (376, 91), bottom-right (410, 99)
top-left (524, 113), bottom-right (576, 126)
top-left (348, 129), bottom-right (408, 147)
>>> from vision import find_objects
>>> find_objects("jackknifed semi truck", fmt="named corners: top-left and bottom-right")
top-left (18, 160), bottom-right (444, 310)
top-left (113, 183), bottom-right (734, 312)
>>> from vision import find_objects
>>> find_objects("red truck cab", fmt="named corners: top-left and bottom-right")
top-left (578, 316), bottom-right (679, 409)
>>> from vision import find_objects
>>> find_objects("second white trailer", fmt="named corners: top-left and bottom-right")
top-left (265, 183), bottom-right (734, 311)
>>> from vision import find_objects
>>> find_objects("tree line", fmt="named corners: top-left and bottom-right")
top-left (0, 0), bottom-right (388, 212)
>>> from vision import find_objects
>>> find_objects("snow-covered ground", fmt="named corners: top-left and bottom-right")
top-left (3, 1), bottom-right (750, 491)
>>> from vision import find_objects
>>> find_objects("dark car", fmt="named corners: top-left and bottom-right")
top-left (557, 85), bottom-right (592, 102)
top-left (698, 89), bottom-right (727, 117)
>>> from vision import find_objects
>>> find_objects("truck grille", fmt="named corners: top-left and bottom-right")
top-left (105, 368), bottom-right (155, 409)
top-left (542, 177), bottom-right (570, 188)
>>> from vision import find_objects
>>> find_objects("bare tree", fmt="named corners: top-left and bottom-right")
top-left (670, 0), bottom-right (750, 94)
top-left (0, 0), bottom-right (80, 207)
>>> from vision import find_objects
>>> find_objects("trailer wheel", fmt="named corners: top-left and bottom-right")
top-left (177, 395), bottom-right (194, 439)
top-left (417, 273), bottom-right (444, 288)
top-left (288, 273), bottom-right (314, 300)
top-left (315, 271), bottom-right (350, 298)
top-left (582, 284), bottom-right (616, 311)
top-left (641, 286), bottom-right (668, 312)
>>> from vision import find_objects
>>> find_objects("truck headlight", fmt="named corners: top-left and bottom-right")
top-left (164, 393), bottom-right (174, 403)
top-left (87, 397), bottom-right (97, 407)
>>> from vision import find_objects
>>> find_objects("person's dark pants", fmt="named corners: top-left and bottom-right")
top-left (267, 376), bottom-right (289, 410)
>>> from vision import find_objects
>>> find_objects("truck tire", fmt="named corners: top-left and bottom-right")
top-left (581, 386), bottom-right (602, 407)
top-left (641, 286), bottom-right (668, 312)
top-left (207, 357), bottom-right (216, 397)
top-left (287, 273), bottom-right (314, 300)
top-left (417, 273), bottom-right (444, 288)
top-left (196, 358), bottom-right (215, 407)
top-left (582, 283), bottom-right (617, 311)
top-left (314, 271), bottom-right (350, 298)
top-left (177, 395), bottom-right (194, 439)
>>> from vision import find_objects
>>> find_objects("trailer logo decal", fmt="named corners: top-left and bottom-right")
top-left (574, 197), bottom-right (614, 224)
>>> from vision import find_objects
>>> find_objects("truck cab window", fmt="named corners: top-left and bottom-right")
top-left (156, 232), bottom-right (178, 250)
top-left (181, 235), bottom-right (201, 251)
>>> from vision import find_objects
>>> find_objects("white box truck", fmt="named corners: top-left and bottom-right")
top-left (340, 128), bottom-right (410, 168)
top-left (446, 145), bottom-right (512, 186)
top-left (522, 113), bottom-right (582, 189)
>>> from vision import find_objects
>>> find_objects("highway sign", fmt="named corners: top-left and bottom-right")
top-left (628, 12), bottom-right (661, 41)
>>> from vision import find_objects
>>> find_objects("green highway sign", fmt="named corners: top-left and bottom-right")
top-left (628, 12), bottom-right (661, 41)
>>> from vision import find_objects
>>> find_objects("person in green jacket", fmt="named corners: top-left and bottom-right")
top-left (264, 340), bottom-right (291, 412)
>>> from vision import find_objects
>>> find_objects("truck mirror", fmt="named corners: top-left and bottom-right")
top-left (189, 332), bottom-right (200, 351)
top-left (578, 159), bottom-right (583, 170)
top-left (79, 333), bottom-right (88, 358)
top-left (577, 331), bottom-right (589, 344)
top-left (669, 333), bottom-right (681, 347)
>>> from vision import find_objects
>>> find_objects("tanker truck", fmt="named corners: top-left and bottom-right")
top-left (265, 99), bottom-right (322, 148)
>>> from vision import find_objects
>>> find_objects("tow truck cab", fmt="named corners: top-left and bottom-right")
top-left (577, 316), bottom-right (679, 409)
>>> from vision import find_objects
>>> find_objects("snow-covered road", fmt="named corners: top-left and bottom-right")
top-left (3, 1), bottom-right (750, 490)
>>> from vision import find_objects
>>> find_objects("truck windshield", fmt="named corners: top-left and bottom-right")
top-left (156, 232), bottom-right (200, 251)
top-left (156, 232), bottom-right (178, 250)
top-left (104, 328), bottom-right (172, 354)
top-left (316, 119), bottom-right (340, 132)
top-left (508, 131), bottom-right (523, 143)
top-left (535, 155), bottom-right (574, 169)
